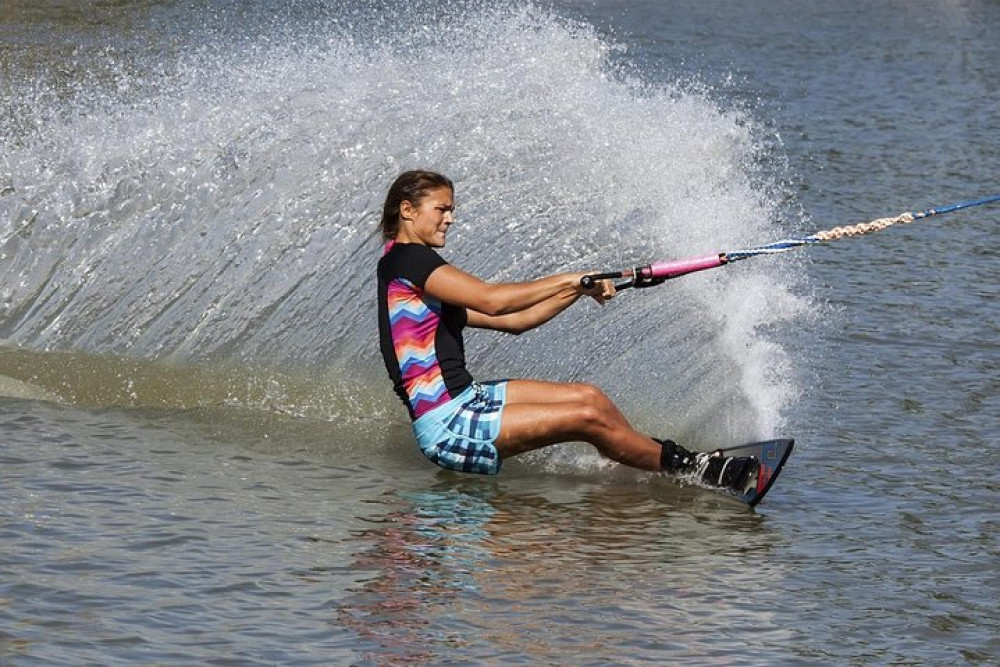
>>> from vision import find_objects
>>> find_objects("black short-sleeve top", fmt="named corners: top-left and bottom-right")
top-left (377, 241), bottom-right (475, 420)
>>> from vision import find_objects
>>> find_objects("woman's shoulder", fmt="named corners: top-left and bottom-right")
top-left (388, 241), bottom-right (439, 254)
top-left (383, 242), bottom-right (446, 264)
top-left (378, 242), bottom-right (448, 284)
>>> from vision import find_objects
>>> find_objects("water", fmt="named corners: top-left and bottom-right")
top-left (2, 0), bottom-right (998, 663)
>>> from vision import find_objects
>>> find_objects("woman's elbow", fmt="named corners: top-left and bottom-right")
top-left (493, 315), bottom-right (529, 335)
top-left (478, 291), bottom-right (516, 317)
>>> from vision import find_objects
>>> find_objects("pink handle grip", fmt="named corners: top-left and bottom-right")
top-left (646, 254), bottom-right (726, 280)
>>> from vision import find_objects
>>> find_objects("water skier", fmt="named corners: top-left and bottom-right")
top-left (376, 169), bottom-right (755, 487)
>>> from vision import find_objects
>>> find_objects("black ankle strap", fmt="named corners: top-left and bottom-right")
top-left (657, 438), bottom-right (694, 472)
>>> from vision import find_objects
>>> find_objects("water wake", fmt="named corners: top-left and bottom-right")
top-left (0, 2), bottom-right (811, 445)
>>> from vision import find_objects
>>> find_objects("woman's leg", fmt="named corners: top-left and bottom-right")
top-left (495, 379), bottom-right (663, 471)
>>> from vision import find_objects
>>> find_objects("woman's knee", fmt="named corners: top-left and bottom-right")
top-left (574, 401), bottom-right (616, 434)
top-left (568, 382), bottom-right (610, 406)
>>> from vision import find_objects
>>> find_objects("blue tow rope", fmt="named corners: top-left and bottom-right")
top-left (724, 193), bottom-right (1000, 263)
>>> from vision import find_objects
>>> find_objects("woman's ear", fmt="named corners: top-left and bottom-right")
top-left (399, 199), bottom-right (415, 221)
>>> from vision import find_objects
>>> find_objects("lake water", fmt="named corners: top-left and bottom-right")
top-left (2, 0), bottom-right (999, 663)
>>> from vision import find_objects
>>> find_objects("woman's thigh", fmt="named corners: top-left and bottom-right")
top-left (494, 400), bottom-right (592, 458)
top-left (504, 378), bottom-right (598, 406)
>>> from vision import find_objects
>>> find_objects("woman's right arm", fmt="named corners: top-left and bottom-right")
top-left (424, 264), bottom-right (584, 317)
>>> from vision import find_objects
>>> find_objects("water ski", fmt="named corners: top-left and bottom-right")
top-left (660, 437), bottom-right (794, 508)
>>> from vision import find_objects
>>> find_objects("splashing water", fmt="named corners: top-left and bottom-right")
top-left (0, 2), bottom-right (812, 446)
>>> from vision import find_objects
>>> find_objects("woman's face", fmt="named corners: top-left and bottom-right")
top-left (401, 186), bottom-right (455, 248)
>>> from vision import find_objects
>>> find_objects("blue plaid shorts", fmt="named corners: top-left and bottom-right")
top-left (412, 381), bottom-right (507, 475)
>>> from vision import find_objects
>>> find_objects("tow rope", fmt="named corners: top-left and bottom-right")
top-left (582, 194), bottom-right (1000, 290)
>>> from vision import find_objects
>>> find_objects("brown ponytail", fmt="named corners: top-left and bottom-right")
top-left (379, 170), bottom-right (454, 240)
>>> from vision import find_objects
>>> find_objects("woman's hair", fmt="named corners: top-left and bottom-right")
top-left (379, 170), bottom-right (454, 240)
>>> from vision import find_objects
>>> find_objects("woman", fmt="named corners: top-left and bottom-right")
top-left (376, 170), bottom-right (756, 486)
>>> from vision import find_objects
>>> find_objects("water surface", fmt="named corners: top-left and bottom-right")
top-left (2, 1), bottom-right (999, 663)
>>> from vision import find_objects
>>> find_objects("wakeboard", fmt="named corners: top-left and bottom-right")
top-left (697, 438), bottom-right (794, 508)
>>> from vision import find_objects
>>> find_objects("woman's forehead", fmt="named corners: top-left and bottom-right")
top-left (423, 186), bottom-right (454, 204)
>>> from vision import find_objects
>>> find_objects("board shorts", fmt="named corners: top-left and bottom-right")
top-left (411, 380), bottom-right (507, 475)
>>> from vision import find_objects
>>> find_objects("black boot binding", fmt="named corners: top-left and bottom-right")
top-left (656, 438), bottom-right (759, 492)
top-left (696, 453), bottom-right (759, 490)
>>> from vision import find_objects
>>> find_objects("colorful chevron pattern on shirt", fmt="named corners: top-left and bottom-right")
top-left (386, 277), bottom-right (449, 417)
